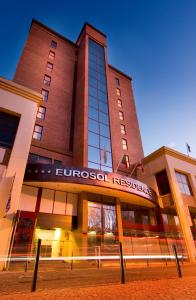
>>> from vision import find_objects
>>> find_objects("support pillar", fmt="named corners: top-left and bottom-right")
top-left (116, 198), bottom-right (124, 243)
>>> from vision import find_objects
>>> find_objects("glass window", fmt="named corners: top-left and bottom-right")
top-left (119, 111), bottom-right (124, 120)
top-left (43, 75), bottom-right (51, 86)
top-left (46, 62), bottom-right (53, 72)
top-left (118, 99), bottom-right (122, 108)
top-left (0, 111), bottom-right (20, 149)
top-left (88, 118), bottom-right (99, 134)
top-left (88, 131), bottom-right (99, 148)
top-left (89, 77), bottom-right (97, 88)
top-left (51, 40), bottom-right (57, 49)
top-left (28, 153), bottom-right (52, 164)
top-left (88, 161), bottom-right (100, 170)
top-left (175, 172), bottom-right (193, 195)
top-left (101, 165), bottom-right (113, 172)
top-left (100, 124), bottom-right (110, 138)
top-left (89, 95), bottom-right (98, 109)
top-left (88, 146), bottom-right (100, 163)
top-left (100, 136), bottom-right (111, 152)
top-left (89, 85), bottom-right (97, 98)
top-left (115, 78), bottom-right (120, 85)
top-left (116, 88), bottom-right (121, 96)
top-left (155, 170), bottom-right (171, 195)
top-left (101, 151), bottom-right (112, 167)
top-left (99, 101), bottom-right (108, 113)
top-left (54, 160), bottom-right (62, 166)
top-left (41, 89), bottom-right (49, 101)
top-left (98, 90), bottom-right (107, 103)
top-left (122, 138), bottom-right (128, 150)
top-left (88, 107), bottom-right (98, 121)
top-left (120, 124), bottom-right (126, 134)
top-left (49, 50), bottom-right (55, 60)
top-left (33, 125), bottom-right (43, 140)
top-left (37, 106), bottom-right (46, 119)
top-left (100, 112), bottom-right (109, 125)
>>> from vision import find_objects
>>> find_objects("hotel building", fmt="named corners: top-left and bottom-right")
top-left (0, 20), bottom-right (196, 268)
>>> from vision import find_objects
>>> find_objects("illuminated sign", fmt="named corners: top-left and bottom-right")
top-left (25, 165), bottom-right (157, 203)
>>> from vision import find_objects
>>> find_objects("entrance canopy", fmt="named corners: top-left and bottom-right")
top-left (24, 165), bottom-right (158, 208)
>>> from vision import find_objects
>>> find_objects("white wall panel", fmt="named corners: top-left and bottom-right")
top-left (18, 185), bottom-right (38, 212)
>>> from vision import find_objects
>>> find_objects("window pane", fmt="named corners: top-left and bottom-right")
top-left (88, 131), bottom-right (99, 148)
top-left (88, 161), bottom-right (100, 170)
top-left (88, 118), bottom-right (99, 134)
top-left (98, 90), bottom-right (107, 102)
top-left (101, 165), bottom-right (112, 172)
top-left (88, 107), bottom-right (98, 121)
top-left (51, 40), bottom-right (57, 49)
top-left (89, 85), bottom-right (97, 98)
top-left (89, 95), bottom-right (98, 109)
top-left (100, 124), bottom-right (110, 138)
top-left (100, 136), bottom-right (111, 152)
top-left (101, 151), bottom-right (112, 167)
top-left (99, 101), bottom-right (108, 113)
top-left (99, 112), bottom-right (109, 125)
top-left (88, 146), bottom-right (100, 163)
top-left (89, 77), bottom-right (97, 88)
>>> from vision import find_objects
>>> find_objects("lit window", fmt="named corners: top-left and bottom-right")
top-left (51, 40), bottom-right (57, 49)
top-left (118, 99), bottom-right (122, 108)
top-left (175, 172), bottom-right (193, 195)
top-left (44, 75), bottom-right (51, 86)
top-left (116, 88), bottom-right (121, 96)
top-left (46, 62), bottom-right (53, 72)
top-left (119, 111), bottom-right (124, 120)
top-left (33, 125), bottom-right (43, 140)
top-left (37, 106), bottom-right (46, 119)
top-left (115, 78), bottom-right (120, 85)
top-left (122, 138), bottom-right (128, 150)
top-left (121, 124), bottom-right (126, 134)
top-left (41, 89), bottom-right (49, 101)
top-left (49, 50), bottom-right (55, 60)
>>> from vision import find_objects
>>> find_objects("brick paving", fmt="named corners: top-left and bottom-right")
top-left (0, 262), bottom-right (196, 299)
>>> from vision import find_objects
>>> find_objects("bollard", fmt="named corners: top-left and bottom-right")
top-left (173, 244), bottom-right (182, 278)
top-left (31, 239), bottom-right (41, 292)
top-left (71, 251), bottom-right (73, 270)
top-left (25, 259), bottom-right (29, 272)
top-left (119, 242), bottom-right (125, 284)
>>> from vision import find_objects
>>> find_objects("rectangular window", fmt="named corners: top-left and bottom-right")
top-left (175, 172), bottom-right (193, 195)
top-left (122, 138), bottom-right (128, 150)
top-left (155, 170), bottom-right (171, 195)
top-left (41, 89), bottom-right (49, 101)
top-left (116, 88), bottom-right (121, 96)
top-left (43, 75), bottom-right (51, 86)
top-left (49, 50), bottom-right (55, 60)
top-left (0, 111), bottom-right (20, 149)
top-left (115, 78), bottom-right (120, 85)
top-left (122, 154), bottom-right (130, 168)
top-left (33, 125), bottom-right (43, 140)
top-left (119, 111), bottom-right (124, 120)
top-left (118, 99), bottom-right (122, 108)
top-left (28, 153), bottom-right (52, 164)
top-left (121, 124), bottom-right (126, 134)
top-left (51, 40), bottom-right (57, 49)
top-left (46, 62), bottom-right (53, 72)
top-left (37, 106), bottom-right (46, 119)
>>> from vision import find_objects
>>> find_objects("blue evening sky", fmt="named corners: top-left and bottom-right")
top-left (0, 0), bottom-right (195, 158)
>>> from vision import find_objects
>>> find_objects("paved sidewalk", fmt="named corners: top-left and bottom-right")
top-left (0, 263), bottom-right (196, 299)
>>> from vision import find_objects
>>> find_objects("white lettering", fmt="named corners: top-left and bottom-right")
top-left (56, 169), bottom-right (63, 176)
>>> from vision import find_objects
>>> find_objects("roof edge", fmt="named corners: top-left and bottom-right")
top-left (30, 19), bottom-right (77, 48)
top-left (108, 64), bottom-right (132, 81)
top-left (143, 146), bottom-right (196, 165)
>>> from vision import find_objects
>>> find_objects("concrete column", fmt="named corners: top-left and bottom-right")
top-left (165, 158), bottom-right (196, 262)
top-left (116, 198), bottom-right (124, 243)
top-left (148, 209), bottom-right (156, 225)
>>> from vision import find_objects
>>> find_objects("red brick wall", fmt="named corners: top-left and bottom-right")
top-left (107, 66), bottom-right (144, 171)
top-left (14, 22), bottom-right (77, 164)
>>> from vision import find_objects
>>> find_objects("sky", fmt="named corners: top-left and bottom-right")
top-left (0, 0), bottom-right (196, 158)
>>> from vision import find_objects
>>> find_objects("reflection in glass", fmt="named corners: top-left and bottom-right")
top-left (88, 38), bottom-right (113, 171)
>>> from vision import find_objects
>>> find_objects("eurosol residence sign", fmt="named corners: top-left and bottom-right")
top-left (25, 165), bottom-right (157, 204)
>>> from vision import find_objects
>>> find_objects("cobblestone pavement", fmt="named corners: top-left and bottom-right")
top-left (0, 262), bottom-right (196, 299)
